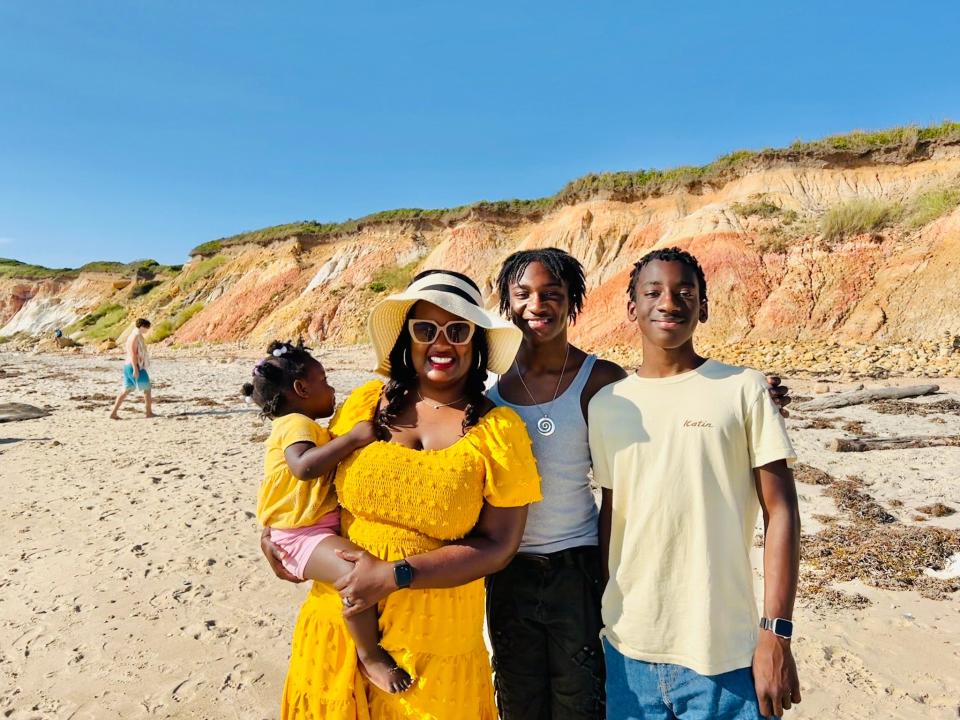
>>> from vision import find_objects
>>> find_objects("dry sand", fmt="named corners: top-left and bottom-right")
top-left (1, 348), bottom-right (958, 719)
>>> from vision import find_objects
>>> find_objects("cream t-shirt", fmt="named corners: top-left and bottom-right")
top-left (588, 359), bottom-right (795, 676)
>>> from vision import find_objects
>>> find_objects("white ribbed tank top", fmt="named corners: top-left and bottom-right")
top-left (487, 354), bottom-right (598, 553)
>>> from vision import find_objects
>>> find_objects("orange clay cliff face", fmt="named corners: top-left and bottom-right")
top-left (2, 127), bottom-right (960, 375)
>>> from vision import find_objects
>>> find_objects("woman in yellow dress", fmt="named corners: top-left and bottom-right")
top-left (266, 269), bottom-right (542, 719)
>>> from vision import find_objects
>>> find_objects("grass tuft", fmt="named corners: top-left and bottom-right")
top-left (905, 186), bottom-right (960, 228)
top-left (148, 303), bottom-right (205, 344)
top-left (369, 260), bottom-right (419, 292)
top-left (820, 198), bottom-right (902, 241)
top-left (172, 303), bottom-right (204, 330)
top-left (66, 303), bottom-right (129, 342)
top-left (179, 256), bottom-right (226, 289)
top-left (732, 199), bottom-right (782, 218)
top-left (149, 320), bottom-right (174, 343)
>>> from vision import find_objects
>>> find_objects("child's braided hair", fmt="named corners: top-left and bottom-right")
top-left (241, 338), bottom-right (315, 418)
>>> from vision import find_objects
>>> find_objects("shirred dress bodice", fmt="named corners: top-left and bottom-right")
top-left (281, 380), bottom-right (542, 720)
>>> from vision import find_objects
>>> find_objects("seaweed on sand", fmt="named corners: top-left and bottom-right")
top-left (794, 463), bottom-right (835, 485)
top-left (799, 477), bottom-right (960, 603)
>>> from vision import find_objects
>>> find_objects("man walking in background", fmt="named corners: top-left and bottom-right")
top-left (110, 318), bottom-right (155, 420)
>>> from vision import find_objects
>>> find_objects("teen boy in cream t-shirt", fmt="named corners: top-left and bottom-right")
top-left (589, 248), bottom-right (801, 720)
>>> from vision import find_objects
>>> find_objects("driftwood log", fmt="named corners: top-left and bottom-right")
top-left (830, 435), bottom-right (960, 452)
top-left (799, 385), bottom-right (939, 411)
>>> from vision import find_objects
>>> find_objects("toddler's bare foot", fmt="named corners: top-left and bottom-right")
top-left (109, 413), bottom-right (120, 420)
top-left (357, 647), bottom-right (413, 694)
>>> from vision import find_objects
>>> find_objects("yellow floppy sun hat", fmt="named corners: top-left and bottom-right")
top-left (367, 270), bottom-right (522, 376)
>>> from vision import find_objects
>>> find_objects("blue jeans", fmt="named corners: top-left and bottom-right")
top-left (604, 639), bottom-right (766, 719)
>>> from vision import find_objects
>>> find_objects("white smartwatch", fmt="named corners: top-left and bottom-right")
top-left (759, 617), bottom-right (794, 639)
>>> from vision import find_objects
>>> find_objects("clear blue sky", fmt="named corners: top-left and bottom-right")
top-left (2, 1), bottom-right (959, 268)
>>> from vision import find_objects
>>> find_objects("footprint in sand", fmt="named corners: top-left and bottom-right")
top-left (11, 625), bottom-right (53, 659)
top-left (821, 645), bottom-right (881, 694)
top-left (220, 662), bottom-right (266, 691)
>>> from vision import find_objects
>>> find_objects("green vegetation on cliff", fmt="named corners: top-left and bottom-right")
top-left (817, 178), bottom-right (960, 242)
top-left (0, 258), bottom-right (172, 281)
top-left (148, 302), bottom-right (205, 344)
top-left (731, 199), bottom-right (783, 219)
top-left (179, 255), bottom-right (227, 289)
top-left (368, 260), bottom-right (420, 293)
top-left (821, 199), bottom-right (902, 241)
top-left (790, 122), bottom-right (960, 153)
top-left (190, 198), bottom-right (555, 256)
top-left (65, 303), bottom-right (129, 342)
top-left (905, 186), bottom-right (960, 228)
top-left (0, 259), bottom-right (76, 280)
top-left (189, 121), bottom-right (960, 257)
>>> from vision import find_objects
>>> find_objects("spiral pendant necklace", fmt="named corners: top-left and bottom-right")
top-left (515, 344), bottom-right (570, 437)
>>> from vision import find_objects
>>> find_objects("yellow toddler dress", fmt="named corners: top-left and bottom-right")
top-left (280, 380), bottom-right (542, 720)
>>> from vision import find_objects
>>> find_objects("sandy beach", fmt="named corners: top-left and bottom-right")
top-left (1, 348), bottom-right (958, 719)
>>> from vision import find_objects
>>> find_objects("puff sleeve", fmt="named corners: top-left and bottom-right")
top-left (274, 413), bottom-right (331, 449)
top-left (467, 407), bottom-right (543, 508)
top-left (327, 380), bottom-right (383, 437)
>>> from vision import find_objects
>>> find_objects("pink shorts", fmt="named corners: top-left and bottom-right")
top-left (270, 509), bottom-right (341, 580)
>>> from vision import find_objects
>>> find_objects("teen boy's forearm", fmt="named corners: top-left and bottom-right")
top-left (754, 462), bottom-right (802, 716)
top-left (756, 463), bottom-right (800, 621)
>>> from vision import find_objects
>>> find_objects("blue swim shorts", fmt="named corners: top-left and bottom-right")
top-left (123, 364), bottom-right (151, 391)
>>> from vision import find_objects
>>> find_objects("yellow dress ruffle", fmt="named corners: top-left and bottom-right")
top-left (281, 380), bottom-right (541, 720)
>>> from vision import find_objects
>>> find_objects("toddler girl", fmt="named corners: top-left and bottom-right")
top-left (243, 339), bottom-right (412, 694)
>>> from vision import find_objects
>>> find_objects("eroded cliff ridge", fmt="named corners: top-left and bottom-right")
top-left (3, 124), bottom-right (960, 375)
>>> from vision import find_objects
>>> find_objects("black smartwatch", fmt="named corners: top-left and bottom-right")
top-left (759, 617), bottom-right (794, 639)
top-left (393, 560), bottom-right (414, 589)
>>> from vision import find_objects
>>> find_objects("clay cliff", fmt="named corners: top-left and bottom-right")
top-left (3, 124), bottom-right (960, 376)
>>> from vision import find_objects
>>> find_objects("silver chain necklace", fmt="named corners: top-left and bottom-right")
top-left (514, 344), bottom-right (570, 436)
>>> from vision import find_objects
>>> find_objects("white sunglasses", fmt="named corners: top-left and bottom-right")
top-left (407, 319), bottom-right (476, 345)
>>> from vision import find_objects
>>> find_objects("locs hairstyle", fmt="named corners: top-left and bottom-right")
top-left (496, 247), bottom-right (587, 321)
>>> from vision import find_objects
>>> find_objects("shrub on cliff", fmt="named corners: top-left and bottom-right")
top-left (173, 303), bottom-right (204, 330)
top-left (180, 256), bottom-right (226, 289)
top-left (146, 303), bottom-right (203, 344)
top-left (130, 280), bottom-right (161, 298)
top-left (906, 186), bottom-right (960, 228)
top-left (732, 199), bottom-right (782, 218)
top-left (149, 303), bottom-right (203, 343)
top-left (149, 320), bottom-right (174, 343)
top-left (820, 198), bottom-right (902, 241)
top-left (67, 303), bottom-right (129, 342)
top-left (369, 261), bottom-right (419, 293)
